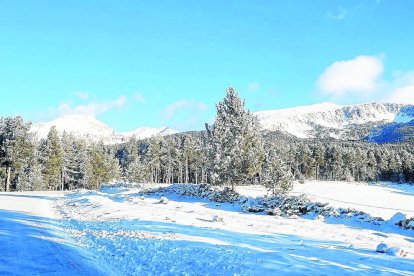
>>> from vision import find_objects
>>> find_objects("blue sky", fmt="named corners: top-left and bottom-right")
top-left (1, 0), bottom-right (414, 131)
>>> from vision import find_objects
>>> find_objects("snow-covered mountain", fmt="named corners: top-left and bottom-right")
top-left (255, 102), bottom-right (414, 141)
top-left (31, 114), bottom-right (177, 144)
top-left (31, 103), bottom-right (414, 144)
top-left (121, 127), bottom-right (177, 140)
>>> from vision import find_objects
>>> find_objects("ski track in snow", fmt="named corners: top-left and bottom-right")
top-left (1, 182), bottom-right (414, 275)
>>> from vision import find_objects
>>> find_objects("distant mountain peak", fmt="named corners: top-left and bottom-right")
top-left (31, 114), bottom-right (177, 144)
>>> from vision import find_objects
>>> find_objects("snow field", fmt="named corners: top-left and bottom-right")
top-left (237, 181), bottom-right (414, 219)
top-left (54, 181), bottom-right (414, 275)
top-left (1, 181), bottom-right (413, 275)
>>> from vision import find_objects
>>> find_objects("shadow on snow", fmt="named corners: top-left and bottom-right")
top-left (0, 209), bottom-right (110, 276)
top-left (60, 217), bottom-right (414, 275)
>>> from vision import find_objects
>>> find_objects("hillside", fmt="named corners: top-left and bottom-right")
top-left (255, 102), bottom-right (414, 142)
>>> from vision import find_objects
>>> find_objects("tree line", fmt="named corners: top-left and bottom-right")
top-left (0, 118), bottom-right (120, 192)
top-left (1, 88), bottom-right (413, 193)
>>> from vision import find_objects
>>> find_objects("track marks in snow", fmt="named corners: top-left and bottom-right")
top-left (54, 186), bottom-right (414, 275)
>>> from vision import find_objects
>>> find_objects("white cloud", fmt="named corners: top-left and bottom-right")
top-left (53, 95), bottom-right (127, 117)
top-left (318, 55), bottom-right (384, 97)
top-left (134, 92), bottom-right (146, 104)
top-left (162, 100), bottom-right (208, 120)
top-left (75, 91), bottom-right (89, 100)
top-left (247, 82), bottom-right (260, 92)
top-left (387, 85), bottom-right (414, 104)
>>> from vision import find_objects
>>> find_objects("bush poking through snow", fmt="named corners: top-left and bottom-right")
top-left (144, 183), bottom-right (411, 231)
top-left (212, 215), bottom-right (224, 222)
top-left (387, 213), bottom-right (414, 230)
top-left (146, 184), bottom-right (241, 203)
top-left (159, 197), bottom-right (169, 204)
top-left (397, 217), bottom-right (414, 230)
top-left (316, 215), bottom-right (325, 221)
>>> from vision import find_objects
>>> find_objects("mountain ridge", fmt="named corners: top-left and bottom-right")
top-left (31, 114), bottom-right (177, 144)
top-left (255, 102), bottom-right (414, 141)
top-left (31, 102), bottom-right (414, 144)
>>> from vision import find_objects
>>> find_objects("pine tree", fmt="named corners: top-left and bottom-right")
top-left (127, 157), bottom-right (149, 183)
top-left (42, 126), bottom-right (64, 190)
top-left (77, 140), bottom-right (94, 189)
top-left (0, 116), bottom-right (33, 191)
top-left (90, 142), bottom-right (110, 189)
top-left (206, 87), bottom-right (264, 190)
top-left (89, 142), bottom-right (121, 189)
top-left (261, 149), bottom-right (293, 195)
top-left (313, 144), bottom-right (324, 180)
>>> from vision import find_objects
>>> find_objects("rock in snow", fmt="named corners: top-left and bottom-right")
top-left (212, 215), bottom-right (224, 222)
top-left (376, 243), bottom-right (406, 257)
top-left (376, 243), bottom-right (389, 253)
top-left (159, 197), bottom-right (169, 204)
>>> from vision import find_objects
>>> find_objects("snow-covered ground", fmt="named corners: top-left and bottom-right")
top-left (0, 191), bottom-right (113, 275)
top-left (1, 181), bottom-right (414, 275)
top-left (237, 181), bottom-right (414, 219)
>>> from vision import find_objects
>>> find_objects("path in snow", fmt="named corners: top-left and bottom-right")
top-left (0, 192), bottom-right (110, 275)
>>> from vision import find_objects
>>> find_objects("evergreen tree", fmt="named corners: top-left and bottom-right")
top-left (261, 149), bottom-right (293, 195)
top-left (42, 126), bottom-right (64, 190)
top-left (206, 87), bottom-right (264, 190)
top-left (0, 116), bottom-right (33, 191)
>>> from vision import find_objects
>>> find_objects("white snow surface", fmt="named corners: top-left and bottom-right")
top-left (31, 114), bottom-right (176, 144)
top-left (0, 191), bottom-right (113, 275)
top-left (291, 181), bottom-right (414, 220)
top-left (2, 181), bottom-right (414, 275)
top-left (121, 127), bottom-right (177, 140)
top-left (237, 181), bottom-right (414, 219)
top-left (255, 102), bottom-right (408, 138)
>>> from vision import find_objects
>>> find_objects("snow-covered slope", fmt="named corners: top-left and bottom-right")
top-left (121, 127), bottom-right (177, 140)
top-left (31, 114), bottom-right (176, 143)
top-left (31, 114), bottom-right (117, 141)
top-left (255, 102), bottom-right (414, 140)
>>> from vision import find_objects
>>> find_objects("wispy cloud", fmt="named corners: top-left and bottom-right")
top-left (52, 95), bottom-right (127, 117)
top-left (385, 71), bottom-right (414, 104)
top-left (387, 85), bottom-right (414, 104)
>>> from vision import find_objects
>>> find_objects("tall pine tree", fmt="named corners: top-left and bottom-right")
top-left (206, 87), bottom-right (264, 190)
